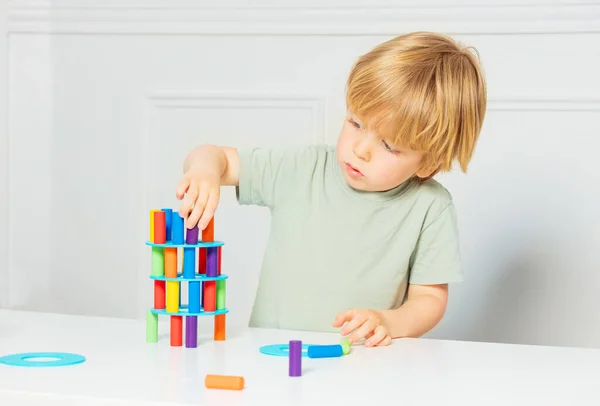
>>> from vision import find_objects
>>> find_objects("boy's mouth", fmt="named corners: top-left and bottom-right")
top-left (345, 162), bottom-right (363, 177)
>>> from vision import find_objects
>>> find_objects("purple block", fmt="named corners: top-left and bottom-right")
top-left (186, 225), bottom-right (199, 245)
top-left (289, 340), bottom-right (302, 377)
top-left (206, 247), bottom-right (218, 277)
top-left (185, 316), bottom-right (197, 348)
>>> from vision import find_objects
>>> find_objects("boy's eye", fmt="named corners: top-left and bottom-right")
top-left (348, 118), bottom-right (362, 129)
top-left (382, 140), bottom-right (399, 153)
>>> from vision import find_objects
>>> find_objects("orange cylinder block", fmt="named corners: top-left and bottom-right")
top-left (214, 314), bottom-right (226, 341)
top-left (202, 218), bottom-right (214, 242)
top-left (164, 247), bottom-right (177, 278)
top-left (205, 374), bottom-right (244, 390)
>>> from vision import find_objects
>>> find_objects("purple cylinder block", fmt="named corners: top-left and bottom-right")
top-left (186, 225), bottom-right (199, 245)
top-left (206, 247), bottom-right (218, 277)
top-left (185, 316), bottom-right (197, 348)
top-left (289, 340), bottom-right (302, 377)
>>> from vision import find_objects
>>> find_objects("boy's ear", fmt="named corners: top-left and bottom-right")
top-left (415, 161), bottom-right (440, 180)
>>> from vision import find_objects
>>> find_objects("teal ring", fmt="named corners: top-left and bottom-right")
top-left (150, 273), bottom-right (228, 282)
top-left (259, 343), bottom-right (316, 357)
top-left (0, 352), bottom-right (86, 367)
top-left (151, 305), bottom-right (229, 317)
top-left (146, 241), bottom-right (224, 248)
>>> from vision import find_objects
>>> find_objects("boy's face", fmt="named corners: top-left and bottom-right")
top-left (335, 109), bottom-right (433, 192)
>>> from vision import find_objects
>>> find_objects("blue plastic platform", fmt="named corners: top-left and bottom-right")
top-left (145, 241), bottom-right (224, 249)
top-left (149, 273), bottom-right (228, 282)
top-left (259, 343), bottom-right (318, 357)
top-left (151, 304), bottom-right (229, 317)
top-left (0, 352), bottom-right (86, 367)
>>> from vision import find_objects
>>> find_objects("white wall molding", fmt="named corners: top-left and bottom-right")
top-left (147, 93), bottom-right (327, 144)
top-left (7, 3), bottom-right (600, 35)
top-left (489, 98), bottom-right (600, 112)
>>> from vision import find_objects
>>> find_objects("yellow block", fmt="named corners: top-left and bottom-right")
top-left (166, 281), bottom-right (180, 313)
top-left (150, 209), bottom-right (157, 241)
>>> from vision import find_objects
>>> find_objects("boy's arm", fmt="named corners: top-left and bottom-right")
top-left (177, 144), bottom-right (239, 229)
top-left (333, 283), bottom-right (448, 346)
top-left (379, 283), bottom-right (448, 338)
top-left (181, 144), bottom-right (240, 186)
top-left (334, 197), bottom-right (461, 345)
top-left (382, 197), bottom-right (461, 338)
top-left (178, 144), bottom-right (314, 227)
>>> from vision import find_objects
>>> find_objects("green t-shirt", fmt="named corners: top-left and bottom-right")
top-left (236, 143), bottom-right (463, 332)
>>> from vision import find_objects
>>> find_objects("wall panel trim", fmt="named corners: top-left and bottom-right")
top-left (7, 3), bottom-right (600, 35)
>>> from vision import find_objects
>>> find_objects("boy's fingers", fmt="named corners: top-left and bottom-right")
top-left (175, 177), bottom-right (191, 200)
top-left (332, 310), bottom-right (353, 327)
top-left (179, 182), bottom-right (198, 218)
top-left (340, 313), bottom-right (367, 337)
top-left (199, 190), bottom-right (219, 231)
top-left (365, 325), bottom-right (387, 347)
top-left (188, 184), bottom-right (209, 228)
top-left (348, 318), bottom-right (376, 343)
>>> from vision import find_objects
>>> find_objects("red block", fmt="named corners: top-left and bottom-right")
top-left (171, 316), bottom-right (182, 347)
top-left (154, 280), bottom-right (165, 309)
top-left (153, 211), bottom-right (166, 244)
top-left (204, 281), bottom-right (216, 312)
top-left (198, 248), bottom-right (206, 274)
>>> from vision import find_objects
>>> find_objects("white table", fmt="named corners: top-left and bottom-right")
top-left (1, 310), bottom-right (599, 405)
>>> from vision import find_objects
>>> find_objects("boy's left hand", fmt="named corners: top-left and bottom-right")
top-left (332, 308), bottom-right (392, 347)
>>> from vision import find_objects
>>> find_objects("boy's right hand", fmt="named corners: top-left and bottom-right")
top-left (175, 144), bottom-right (240, 230)
top-left (176, 164), bottom-right (221, 231)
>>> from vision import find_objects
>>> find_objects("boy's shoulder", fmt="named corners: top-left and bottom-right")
top-left (284, 142), bottom-right (333, 160)
top-left (272, 142), bottom-right (335, 171)
top-left (413, 177), bottom-right (453, 204)
top-left (411, 178), bottom-right (457, 231)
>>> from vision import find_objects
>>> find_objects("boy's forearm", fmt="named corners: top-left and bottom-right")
top-left (183, 144), bottom-right (239, 186)
top-left (379, 284), bottom-right (448, 338)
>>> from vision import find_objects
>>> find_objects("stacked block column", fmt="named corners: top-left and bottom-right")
top-left (145, 209), bottom-right (228, 347)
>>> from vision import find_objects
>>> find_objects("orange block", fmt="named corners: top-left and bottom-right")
top-left (214, 314), bottom-right (226, 341)
top-left (202, 218), bottom-right (214, 242)
top-left (205, 374), bottom-right (243, 390)
top-left (164, 248), bottom-right (177, 278)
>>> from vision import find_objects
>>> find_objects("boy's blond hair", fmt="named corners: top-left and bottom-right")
top-left (346, 31), bottom-right (487, 176)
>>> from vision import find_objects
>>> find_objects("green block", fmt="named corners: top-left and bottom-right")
top-left (146, 310), bottom-right (158, 343)
top-left (151, 247), bottom-right (164, 277)
top-left (216, 279), bottom-right (226, 309)
top-left (340, 337), bottom-right (351, 355)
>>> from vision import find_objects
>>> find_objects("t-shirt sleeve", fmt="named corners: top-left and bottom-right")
top-left (408, 199), bottom-right (464, 285)
top-left (236, 145), bottom-right (316, 209)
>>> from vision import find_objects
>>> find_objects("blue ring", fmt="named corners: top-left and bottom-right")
top-left (0, 352), bottom-right (86, 367)
top-left (259, 343), bottom-right (317, 357)
top-left (149, 273), bottom-right (228, 282)
top-left (151, 306), bottom-right (229, 317)
top-left (145, 241), bottom-right (224, 248)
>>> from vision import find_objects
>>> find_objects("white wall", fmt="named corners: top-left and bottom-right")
top-left (0, 0), bottom-right (7, 310)
top-left (2, 0), bottom-right (600, 348)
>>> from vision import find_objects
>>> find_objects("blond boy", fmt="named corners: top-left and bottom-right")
top-left (176, 32), bottom-right (487, 346)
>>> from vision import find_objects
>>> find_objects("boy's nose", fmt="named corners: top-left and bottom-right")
top-left (353, 138), bottom-right (372, 162)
